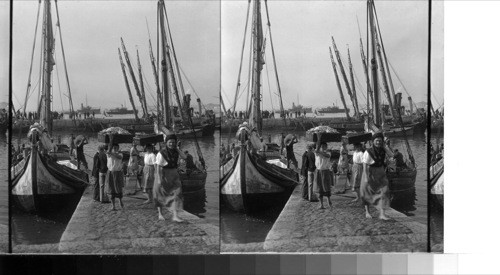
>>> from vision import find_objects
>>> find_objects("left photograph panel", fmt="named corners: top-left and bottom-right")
top-left (0, 0), bottom-right (10, 253)
top-left (11, 0), bottom-right (220, 254)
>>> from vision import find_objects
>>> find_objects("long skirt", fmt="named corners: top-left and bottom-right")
top-left (351, 163), bottom-right (363, 190)
top-left (153, 167), bottom-right (182, 208)
top-left (143, 165), bottom-right (155, 191)
top-left (360, 165), bottom-right (389, 209)
top-left (105, 170), bottom-right (124, 199)
top-left (315, 169), bottom-right (332, 197)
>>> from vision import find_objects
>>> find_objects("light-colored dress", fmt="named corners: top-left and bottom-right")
top-left (351, 151), bottom-right (364, 190)
top-left (142, 152), bottom-right (156, 191)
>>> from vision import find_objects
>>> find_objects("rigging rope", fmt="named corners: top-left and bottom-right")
top-left (23, 0), bottom-right (42, 115)
top-left (232, 0), bottom-right (252, 114)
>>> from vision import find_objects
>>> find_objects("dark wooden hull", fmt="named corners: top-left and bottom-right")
top-left (387, 168), bottom-right (417, 203)
top-left (11, 149), bottom-right (88, 213)
top-left (180, 170), bottom-right (207, 193)
top-left (220, 145), bottom-right (298, 213)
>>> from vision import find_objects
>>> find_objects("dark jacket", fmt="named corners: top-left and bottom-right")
top-left (91, 152), bottom-right (99, 178)
top-left (97, 151), bottom-right (108, 173)
top-left (302, 151), bottom-right (316, 174)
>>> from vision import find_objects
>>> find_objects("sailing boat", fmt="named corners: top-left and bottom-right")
top-left (11, 0), bottom-right (88, 212)
top-left (220, 0), bottom-right (299, 213)
top-left (363, 0), bottom-right (417, 202)
top-left (118, 16), bottom-right (215, 137)
top-left (154, 0), bottom-right (207, 192)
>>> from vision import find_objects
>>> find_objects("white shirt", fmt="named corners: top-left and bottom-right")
top-left (352, 151), bottom-right (364, 164)
top-left (155, 152), bottom-right (168, 167)
top-left (315, 152), bottom-right (331, 170)
top-left (362, 151), bottom-right (375, 165)
top-left (107, 153), bottom-right (123, 172)
top-left (144, 152), bottom-right (156, 166)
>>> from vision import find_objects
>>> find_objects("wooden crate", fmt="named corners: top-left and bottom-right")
top-left (133, 134), bottom-right (164, 146)
top-left (341, 132), bottom-right (372, 144)
top-left (305, 132), bottom-right (342, 143)
top-left (97, 133), bottom-right (134, 144)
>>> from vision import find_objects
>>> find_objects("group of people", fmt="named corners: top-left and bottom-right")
top-left (90, 134), bottom-right (190, 222)
top-left (299, 132), bottom-right (394, 220)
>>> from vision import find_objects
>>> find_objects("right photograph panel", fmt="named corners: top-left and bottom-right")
top-left (220, 0), bottom-right (428, 253)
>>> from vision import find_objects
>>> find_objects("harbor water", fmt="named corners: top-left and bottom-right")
top-left (221, 128), bottom-right (428, 245)
top-left (11, 129), bottom-right (219, 249)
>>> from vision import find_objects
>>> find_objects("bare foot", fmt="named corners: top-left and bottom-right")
top-left (172, 216), bottom-right (183, 223)
top-left (350, 198), bottom-right (358, 203)
top-left (365, 212), bottom-right (373, 219)
top-left (111, 207), bottom-right (117, 211)
top-left (379, 215), bottom-right (390, 220)
top-left (158, 215), bottom-right (166, 221)
top-left (120, 201), bottom-right (124, 209)
top-left (142, 200), bottom-right (151, 205)
top-left (319, 205), bottom-right (325, 209)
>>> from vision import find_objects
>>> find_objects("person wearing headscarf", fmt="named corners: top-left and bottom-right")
top-left (360, 132), bottom-right (390, 220)
top-left (142, 144), bottom-right (156, 204)
top-left (154, 134), bottom-right (187, 222)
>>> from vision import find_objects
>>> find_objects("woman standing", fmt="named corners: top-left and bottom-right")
top-left (142, 144), bottom-right (156, 204)
top-left (154, 134), bottom-right (187, 222)
top-left (360, 132), bottom-right (390, 220)
top-left (350, 143), bottom-right (364, 203)
top-left (128, 141), bottom-right (140, 189)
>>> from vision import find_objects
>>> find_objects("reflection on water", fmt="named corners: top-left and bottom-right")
top-left (221, 129), bottom-right (427, 244)
top-left (11, 129), bottom-right (219, 246)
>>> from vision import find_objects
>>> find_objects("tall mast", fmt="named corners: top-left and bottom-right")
top-left (329, 47), bottom-right (350, 120)
top-left (359, 38), bottom-right (373, 113)
top-left (41, 0), bottom-right (55, 135)
top-left (121, 38), bottom-right (147, 118)
top-left (136, 48), bottom-right (149, 117)
top-left (331, 36), bottom-right (358, 117)
top-left (347, 47), bottom-right (360, 115)
top-left (149, 38), bottom-right (162, 123)
top-left (369, 0), bottom-right (380, 126)
top-left (158, 0), bottom-right (171, 127)
top-left (375, 35), bottom-right (396, 120)
top-left (250, 0), bottom-right (264, 135)
top-left (118, 48), bottom-right (139, 120)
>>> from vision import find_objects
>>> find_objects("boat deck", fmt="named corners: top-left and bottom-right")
top-left (263, 187), bottom-right (426, 252)
top-left (58, 188), bottom-right (218, 254)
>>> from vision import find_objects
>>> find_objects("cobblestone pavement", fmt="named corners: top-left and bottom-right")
top-left (59, 189), bottom-right (219, 254)
top-left (0, 224), bottom-right (7, 253)
top-left (264, 188), bottom-right (427, 252)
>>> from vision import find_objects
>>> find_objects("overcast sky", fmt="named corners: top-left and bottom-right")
top-left (431, 0), bottom-right (444, 109)
top-left (11, 0), bottom-right (220, 113)
top-left (222, 0), bottom-right (430, 112)
top-left (0, 0), bottom-right (9, 105)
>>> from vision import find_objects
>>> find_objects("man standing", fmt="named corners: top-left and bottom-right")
top-left (76, 136), bottom-right (88, 170)
top-left (106, 139), bottom-right (124, 211)
top-left (98, 145), bottom-right (110, 203)
top-left (285, 134), bottom-right (299, 169)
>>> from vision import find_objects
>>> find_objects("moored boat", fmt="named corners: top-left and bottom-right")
top-left (11, 0), bottom-right (89, 213)
top-left (220, 0), bottom-right (298, 213)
